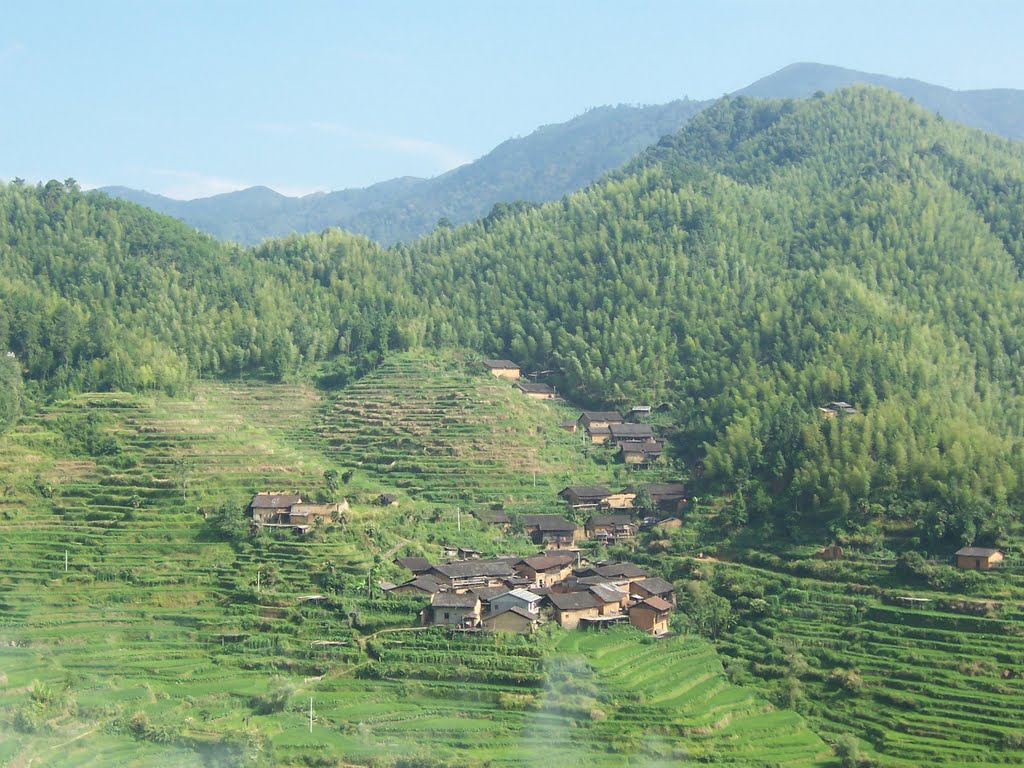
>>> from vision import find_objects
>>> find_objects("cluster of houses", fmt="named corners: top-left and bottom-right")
top-left (483, 358), bottom-right (663, 466)
top-left (385, 551), bottom-right (676, 636)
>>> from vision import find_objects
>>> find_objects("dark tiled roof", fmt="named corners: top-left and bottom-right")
top-left (395, 556), bottom-right (432, 573)
top-left (250, 493), bottom-right (301, 508)
top-left (522, 514), bottom-right (577, 531)
top-left (469, 586), bottom-right (509, 601)
top-left (610, 423), bottom-right (655, 440)
top-left (483, 358), bottom-right (519, 369)
top-left (618, 440), bottom-right (663, 455)
top-left (548, 591), bottom-right (600, 611)
top-left (485, 606), bottom-right (536, 622)
top-left (516, 382), bottom-right (555, 394)
top-left (634, 596), bottom-right (673, 612)
top-left (520, 554), bottom-right (573, 572)
top-left (589, 584), bottom-right (626, 605)
top-left (432, 559), bottom-right (515, 578)
top-left (579, 411), bottom-right (623, 422)
top-left (596, 562), bottom-right (647, 579)
top-left (559, 486), bottom-right (613, 501)
top-left (397, 576), bottom-right (443, 593)
top-left (633, 577), bottom-right (675, 595)
top-left (432, 593), bottom-right (480, 608)
top-left (477, 510), bottom-right (510, 524)
top-left (630, 483), bottom-right (686, 500)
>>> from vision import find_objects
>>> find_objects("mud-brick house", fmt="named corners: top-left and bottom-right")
top-left (426, 593), bottom-right (481, 628)
top-left (516, 553), bottom-right (576, 588)
top-left (249, 492), bottom-right (302, 524)
top-left (629, 577), bottom-right (676, 606)
top-left (578, 562), bottom-right (648, 584)
top-left (629, 596), bottom-right (673, 636)
top-left (482, 606), bottom-right (540, 634)
top-left (389, 575), bottom-right (444, 596)
top-left (578, 411), bottom-right (623, 444)
top-left (477, 510), bottom-right (510, 531)
top-left (955, 547), bottom-right (1005, 570)
top-left (548, 591), bottom-right (601, 629)
top-left (288, 501), bottom-right (348, 530)
top-left (584, 514), bottom-right (637, 542)
top-left (609, 423), bottom-right (655, 443)
top-left (426, 559), bottom-right (517, 592)
top-left (483, 359), bottom-right (520, 379)
top-left (558, 486), bottom-right (612, 510)
top-left (588, 583), bottom-right (628, 616)
top-left (618, 440), bottom-right (664, 465)
top-left (521, 514), bottom-right (582, 547)
top-left (516, 382), bottom-right (556, 399)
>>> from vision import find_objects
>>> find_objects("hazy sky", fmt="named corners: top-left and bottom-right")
top-left (4, 1), bottom-right (1023, 198)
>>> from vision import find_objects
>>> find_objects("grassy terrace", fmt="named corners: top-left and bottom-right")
top-left (6, 351), bottom-right (769, 766)
top-left (703, 558), bottom-right (1024, 766)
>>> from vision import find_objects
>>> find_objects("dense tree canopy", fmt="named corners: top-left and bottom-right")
top-left (4, 87), bottom-right (1024, 543)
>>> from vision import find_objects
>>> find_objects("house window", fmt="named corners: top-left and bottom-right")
top-left (976, 559), bottom-right (981, 570)
top-left (444, 612), bottom-right (450, 620)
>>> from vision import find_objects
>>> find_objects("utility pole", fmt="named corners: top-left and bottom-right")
top-left (256, 568), bottom-right (261, 592)
top-left (309, 697), bottom-right (313, 733)
top-left (65, 550), bottom-right (68, 572)
top-left (457, 506), bottom-right (461, 532)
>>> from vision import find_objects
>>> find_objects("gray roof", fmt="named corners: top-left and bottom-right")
top-left (501, 588), bottom-right (543, 603)
top-left (595, 562), bottom-right (647, 579)
top-left (633, 577), bottom-right (675, 595)
top-left (522, 514), bottom-right (578, 531)
top-left (431, 559), bottom-right (515, 579)
top-left (485, 606), bottom-right (537, 622)
top-left (250, 493), bottom-right (301, 508)
top-left (559, 486), bottom-right (613, 501)
top-left (397, 576), bottom-right (443, 593)
top-left (589, 583), bottom-right (626, 605)
top-left (517, 382), bottom-right (555, 394)
top-left (483, 358), bottom-right (519, 369)
top-left (395, 556), bottom-right (432, 572)
top-left (548, 591), bottom-right (600, 611)
top-left (432, 592), bottom-right (480, 608)
top-left (579, 411), bottom-right (623, 422)
top-left (632, 596), bottom-right (673, 613)
top-left (630, 483), bottom-right (686, 500)
top-left (610, 423), bottom-right (654, 439)
top-left (586, 514), bottom-right (634, 527)
top-left (955, 547), bottom-right (1003, 557)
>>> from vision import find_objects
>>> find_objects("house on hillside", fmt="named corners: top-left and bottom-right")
top-left (288, 501), bottom-right (348, 531)
top-left (627, 483), bottom-right (687, 514)
top-left (516, 382), bottom-right (557, 399)
top-left (600, 491), bottom-right (636, 510)
top-left (249, 492), bottom-right (302, 524)
top-left (483, 359), bottom-right (520, 379)
top-left (490, 588), bottom-right (544, 616)
top-left (584, 514), bottom-right (637, 542)
top-left (426, 559), bottom-right (517, 592)
top-left (395, 556), bottom-right (433, 574)
top-left (578, 411), bottom-right (623, 444)
top-left (558, 486), bottom-right (612, 509)
top-left (578, 562), bottom-right (648, 583)
top-left (630, 577), bottom-right (676, 606)
top-left (390, 575), bottom-right (444, 596)
top-left (476, 510), bottom-right (510, 530)
top-left (955, 547), bottom-right (1005, 571)
top-left (521, 514), bottom-right (582, 547)
top-left (588, 583), bottom-right (628, 616)
top-left (558, 420), bottom-right (578, 433)
top-left (425, 593), bottom-right (481, 628)
top-left (516, 553), bottom-right (576, 588)
top-left (609, 423), bottom-right (655, 442)
top-left (482, 606), bottom-right (540, 634)
top-left (618, 440), bottom-right (664, 465)
top-left (629, 596), bottom-right (672, 636)
top-left (820, 401), bottom-right (858, 418)
top-left (548, 591), bottom-right (602, 629)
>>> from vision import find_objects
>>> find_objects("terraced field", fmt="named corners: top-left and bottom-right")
top-left (711, 561), bottom-right (1024, 766)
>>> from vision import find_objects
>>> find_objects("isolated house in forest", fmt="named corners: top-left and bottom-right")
top-left (955, 547), bottom-right (1004, 570)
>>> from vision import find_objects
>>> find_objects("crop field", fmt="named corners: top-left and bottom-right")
top-left (1, 351), bottom-right (720, 766)
top-left (707, 559), bottom-right (1024, 766)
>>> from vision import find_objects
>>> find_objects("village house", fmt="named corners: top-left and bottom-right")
top-left (629, 405), bottom-right (652, 418)
top-left (609, 423), bottom-right (655, 442)
top-left (629, 596), bottom-right (673, 636)
top-left (490, 588), bottom-right (544, 615)
top-left (577, 562), bottom-right (648, 584)
top-left (516, 382), bottom-right (557, 399)
top-left (588, 583), bottom-right (628, 616)
top-left (630, 577), bottom-right (677, 606)
top-left (425, 592), bottom-right (481, 628)
top-left (578, 411), bottom-right (623, 444)
top-left (389, 575), bottom-right (444, 596)
top-left (482, 606), bottom-right (540, 634)
top-left (548, 591), bottom-right (602, 629)
top-left (584, 514), bottom-right (638, 542)
top-left (287, 501), bottom-right (348, 531)
top-left (394, 556), bottom-right (432, 574)
top-left (516, 553), bottom-right (576, 588)
top-left (476, 510), bottom-right (510, 530)
top-left (521, 514), bottom-right (582, 547)
top-left (955, 547), bottom-right (1005, 570)
top-left (249, 492), bottom-right (303, 524)
top-left (628, 483), bottom-right (687, 514)
top-left (558, 420), bottom-right (578, 433)
top-left (483, 359), bottom-right (520, 379)
top-left (558, 486), bottom-right (612, 510)
top-left (600, 491), bottom-right (636, 510)
top-left (619, 440), bottom-right (664, 465)
top-left (820, 401), bottom-right (858, 418)
top-left (426, 559), bottom-right (517, 592)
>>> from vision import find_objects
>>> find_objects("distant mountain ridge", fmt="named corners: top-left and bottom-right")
top-left (99, 62), bottom-right (1024, 245)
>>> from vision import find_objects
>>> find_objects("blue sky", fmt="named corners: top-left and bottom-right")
top-left (3, 1), bottom-right (1023, 199)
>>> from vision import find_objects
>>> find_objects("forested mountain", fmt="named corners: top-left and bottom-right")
top-left (101, 99), bottom-right (708, 245)
top-left (7, 87), bottom-right (1024, 548)
top-left (739, 62), bottom-right (1024, 140)
top-left (100, 64), bottom-right (1024, 247)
